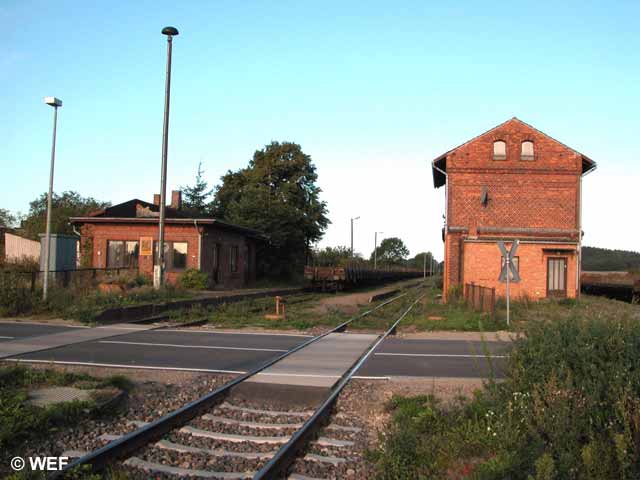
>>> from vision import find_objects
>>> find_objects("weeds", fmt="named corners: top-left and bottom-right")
top-left (372, 310), bottom-right (640, 479)
top-left (0, 366), bottom-right (132, 464)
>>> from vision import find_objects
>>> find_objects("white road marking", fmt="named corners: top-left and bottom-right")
top-left (375, 352), bottom-right (507, 358)
top-left (255, 372), bottom-right (341, 378)
top-left (5, 358), bottom-right (246, 374)
top-left (0, 321), bottom-right (89, 328)
top-left (161, 328), bottom-right (312, 337)
top-left (98, 340), bottom-right (288, 352)
top-left (352, 375), bottom-right (390, 380)
top-left (0, 336), bottom-right (15, 339)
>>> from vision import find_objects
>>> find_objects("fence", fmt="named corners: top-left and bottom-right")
top-left (464, 283), bottom-right (495, 316)
top-left (0, 267), bottom-right (138, 292)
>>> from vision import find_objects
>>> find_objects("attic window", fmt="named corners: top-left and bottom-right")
top-left (493, 141), bottom-right (506, 160)
top-left (521, 141), bottom-right (534, 161)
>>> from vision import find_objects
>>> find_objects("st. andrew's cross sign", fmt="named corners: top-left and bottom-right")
top-left (498, 240), bottom-right (521, 283)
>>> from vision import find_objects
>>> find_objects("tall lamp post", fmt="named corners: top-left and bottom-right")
top-left (350, 216), bottom-right (359, 258)
top-left (42, 96), bottom-right (62, 301)
top-left (155, 26), bottom-right (179, 290)
top-left (374, 231), bottom-right (383, 269)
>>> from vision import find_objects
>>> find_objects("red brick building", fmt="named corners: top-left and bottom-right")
top-left (70, 191), bottom-right (264, 289)
top-left (432, 118), bottom-right (596, 302)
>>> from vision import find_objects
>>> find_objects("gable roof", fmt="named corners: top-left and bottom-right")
top-left (70, 199), bottom-right (265, 239)
top-left (431, 117), bottom-right (597, 188)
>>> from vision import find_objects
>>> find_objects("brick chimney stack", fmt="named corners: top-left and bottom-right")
top-left (170, 190), bottom-right (182, 210)
top-left (153, 194), bottom-right (161, 206)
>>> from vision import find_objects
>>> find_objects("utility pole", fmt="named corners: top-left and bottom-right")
top-left (423, 252), bottom-right (426, 278)
top-left (43, 96), bottom-right (62, 301)
top-left (506, 255), bottom-right (510, 327)
top-left (374, 231), bottom-right (383, 269)
top-left (155, 26), bottom-right (179, 289)
top-left (350, 216), bottom-right (359, 258)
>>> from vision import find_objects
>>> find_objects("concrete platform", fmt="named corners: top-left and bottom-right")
top-left (0, 323), bottom-right (155, 359)
top-left (246, 332), bottom-right (378, 388)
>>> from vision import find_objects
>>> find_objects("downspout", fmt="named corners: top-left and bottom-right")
top-left (433, 163), bottom-right (448, 228)
top-left (578, 163), bottom-right (597, 298)
top-left (433, 161), bottom-right (449, 295)
top-left (193, 220), bottom-right (202, 270)
top-left (71, 223), bottom-right (82, 268)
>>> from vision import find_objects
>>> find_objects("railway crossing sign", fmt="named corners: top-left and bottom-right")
top-left (498, 240), bottom-right (520, 283)
top-left (498, 239), bottom-right (520, 327)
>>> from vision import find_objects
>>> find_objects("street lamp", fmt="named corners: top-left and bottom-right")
top-left (42, 96), bottom-right (62, 301)
top-left (155, 26), bottom-right (179, 290)
top-left (374, 231), bottom-right (383, 269)
top-left (350, 216), bottom-right (359, 258)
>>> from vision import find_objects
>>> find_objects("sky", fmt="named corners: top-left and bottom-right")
top-left (2, 0), bottom-right (639, 260)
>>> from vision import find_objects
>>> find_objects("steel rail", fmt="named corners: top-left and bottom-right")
top-left (254, 292), bottom-right (426, 479)
top-left (51, 289), bottom-right (412, 479)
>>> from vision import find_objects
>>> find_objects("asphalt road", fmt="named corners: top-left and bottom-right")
top-left (0, 322), bottom-right (509, 378)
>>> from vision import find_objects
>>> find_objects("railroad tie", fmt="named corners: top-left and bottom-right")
top-left (314, 436), bottom-right (355, 448)
top-left (155, 439), bottom-right (276, 460)
top-left (218, 402), bottom-right (314, 418)
top-left (288, 474), bottom-right (329, 480)
top-left (201, 414), bottom-right (303, 429)
top-left (123, 457), bottom-right (254, 479)
top-left (303, 452), bottom-right (348, 466)
top-left (180, 425), bottom-right (291, 444)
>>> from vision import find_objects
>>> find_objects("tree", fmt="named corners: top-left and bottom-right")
top-left (408, 252), bottom-right (434, 270)
top-left (582, 246), bottom-right (640, 272)
top-left (312, 246), bottom-right (363, 266)
top-left (180, 162), bottom-right (213, 215)
top-left (0, 209), bottom-right (17, 228)
top-left (211, 141), bottom-right (330, 277)
top-left (370, 237), bottom-right (409, 266)
top-left (21, 191), bottom-right (110, 240)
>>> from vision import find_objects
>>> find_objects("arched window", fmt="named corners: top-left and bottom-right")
top-left (493, 140), bottom-right (506, 160)
top-left (521, 141), bottom-right (534, 161)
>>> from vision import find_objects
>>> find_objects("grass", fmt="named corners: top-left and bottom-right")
top-left (0, 365), bottom-right (133, 467)
top-left (175, 282), bottom-right (640, 334)
top-left (205, 292), bottom-right (355, 330)
top-left (369, 303), bottom-right (640, 479)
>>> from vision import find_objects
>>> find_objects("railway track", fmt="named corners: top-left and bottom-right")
top-left (53, 288), bottom-right (425, 480)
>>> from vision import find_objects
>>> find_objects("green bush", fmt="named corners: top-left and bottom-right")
top-left (373, 314), bottom-right (640, 479)
top-left (0, 271), bottom-right (35, 316)
top-left (179, 268), bottom-right (210, 290)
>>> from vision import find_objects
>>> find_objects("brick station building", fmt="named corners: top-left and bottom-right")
top-left (70, 191), bottom-right (264, 288)
top-left (432, 118), bottom-right (596, 302)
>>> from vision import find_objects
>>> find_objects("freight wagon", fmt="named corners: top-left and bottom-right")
top-left (304, 265), bottom-right (423, 291)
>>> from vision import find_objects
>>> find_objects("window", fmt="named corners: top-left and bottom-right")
top-left (230, 245), bottom-right (239, 273)
top-left (107, 240), bottom-right (139, 268)
top-left (547, 257), bottom-right (567, 297)
top-left (521, 141), bottom-right (534, 161)
top-left (154, 241), bottom-right (188, 270)
top-left (493, 140), bottom-right (506, 160)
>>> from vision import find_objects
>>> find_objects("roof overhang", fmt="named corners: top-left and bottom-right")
top-left (70, 216), bottom-right (266, 240)
top-left (581, 155), bottom-right (597, 175)
top-left (432, 155), bottom-right (447, 188)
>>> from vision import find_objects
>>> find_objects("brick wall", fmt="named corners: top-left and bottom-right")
top-left (462, 241), bottom-right (578, 299)
top-left (446, 119), bottom-right (581, 233)
top-left (79, 222), bottom-right (257, 288)
top-left (440, 119), bottom-right (585, 301)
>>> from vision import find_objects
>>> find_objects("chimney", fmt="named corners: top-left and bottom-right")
top-left (171, 190), bottom-right (182, 210)
top-left (153, 194), bottom-right (161, 206)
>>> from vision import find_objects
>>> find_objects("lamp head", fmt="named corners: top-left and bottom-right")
top-left (162, 26), bottom-right (179, 36)
top-left (44, 97), bottom-right (62, 107)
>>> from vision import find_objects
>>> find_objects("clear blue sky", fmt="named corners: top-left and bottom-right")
top-left (2, 0), bottom-right (639, 257)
